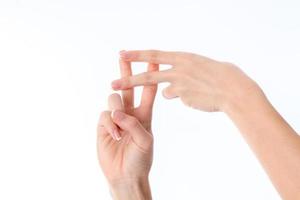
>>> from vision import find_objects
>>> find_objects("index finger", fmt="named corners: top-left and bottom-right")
top-left (120, 50), bottom-right (183, 65)
top-left (111, 69), bottom-right (173, 90)
top-left (119, 59), bottom-right (134, 111)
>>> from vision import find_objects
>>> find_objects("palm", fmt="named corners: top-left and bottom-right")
top-left (98, 61), bottom-right (158, 182)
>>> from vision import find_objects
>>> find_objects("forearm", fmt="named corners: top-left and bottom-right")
top-left (225, 85), bottom-right (300, 199)
top-left (109, 178), bottom-right (152, 200)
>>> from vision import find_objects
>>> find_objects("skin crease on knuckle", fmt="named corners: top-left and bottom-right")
top-left (148, 50), bottom-right (159, 63)
top-left (126, 117), bottom-right (140, 130)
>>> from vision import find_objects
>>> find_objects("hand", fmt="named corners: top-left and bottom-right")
top-left (111, 50), bottom-right (260, 112)
top-left (97, 59), bottom-right (158, 199)
top-left (110, 50), bottom-right (300, 200)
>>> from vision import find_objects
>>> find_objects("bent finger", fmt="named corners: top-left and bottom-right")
top-left (111, 110), bottom-right (153, 150)
top-left (162, 85), bottom-right (178, 99)
top-left (98, 111), bottom-right (122, 141)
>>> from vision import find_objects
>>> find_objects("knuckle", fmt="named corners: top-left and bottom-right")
top-left (99, 111), bottom-right (110, 122)
top-left (168, 70), bottom-right (179, 82)
top-left (97, 125), bottom-right (106, 135)
top-left (171, 51), bottom-right (191, 63)
top-left (148, 50), bottom-right (159, 61)
top-left (162, 86), bottom-right (177, 99)
top-left (127, 117), bottom-right (139, 129)
top-left (186, 52), bottom-right (197, 59)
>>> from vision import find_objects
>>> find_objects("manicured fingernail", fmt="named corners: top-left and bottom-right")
top-left (113, 129), bottom-right (122, 141)
top-left (111, 110), bottom-right (126, 121)
top-left (111, 80), bottom-right (121, 90)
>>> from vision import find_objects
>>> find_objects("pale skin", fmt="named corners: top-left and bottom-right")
top-left (97, 59), bottom-right (158, 200)
top-left (98, 50), bottom-right (300, 200)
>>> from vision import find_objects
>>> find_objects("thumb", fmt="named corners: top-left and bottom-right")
top-left (111, 110), bottom-right (153, 150)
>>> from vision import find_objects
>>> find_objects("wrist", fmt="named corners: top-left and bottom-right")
top-left (109, 177), bottom-right (152, 200)
top-left (222, 79), bottom-right (266, 116)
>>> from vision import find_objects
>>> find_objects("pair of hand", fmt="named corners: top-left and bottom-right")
top-left (97, 50), bottom-right (260, 199)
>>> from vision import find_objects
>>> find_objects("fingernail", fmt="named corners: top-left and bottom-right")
top-left (119, 50), bottom-right (126, 55)
top-left (113, 129), bottom-right (122, 141)
top-left (111, 110), bottom-right (126, 121)
top-left (111, 80), bottom-right (121, 90)
top-left (119, 50), bottom-right (129, 60)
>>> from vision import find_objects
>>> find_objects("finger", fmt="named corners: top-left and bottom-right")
top-left (111, 69), bottom-right (173, 90)
top-left (98, 111), bottom-right (122, 141)
top-left (111, 110), bottom-right (153, 150)
top-left (119, 58), bottom-right (134, 110)
top-left (120, 50), bottom-right (182, 65)
top-left (108, 93), bottom-right (124, 111)
top-left (140, 63), bottom-right (159, 110)
top-left (162, 85), bottom-right (178, 99)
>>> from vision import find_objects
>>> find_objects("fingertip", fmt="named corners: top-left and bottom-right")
top-left (108, 92), bottom-right (120, 100)
top-left (111, 80), bottom-right (121, 90)
top-left (119, 50), bottom-right (126, 54)
top-left (162, 87), bottom-right (178, 99)
top-left (119, 50), bottom-right (130, 60)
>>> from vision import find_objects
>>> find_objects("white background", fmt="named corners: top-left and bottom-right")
top-left (1, 0), bottom-right (300, 199)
